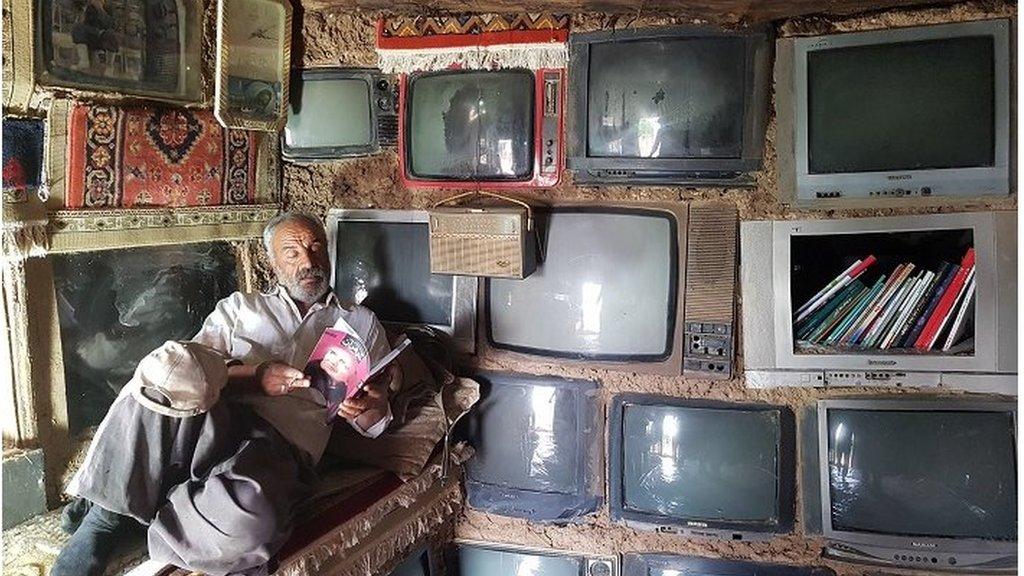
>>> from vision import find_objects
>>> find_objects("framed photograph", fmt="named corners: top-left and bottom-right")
top-left (214, 0), bottom-right (292, 132)
top-left (34, 0), bottom-right (204, 103)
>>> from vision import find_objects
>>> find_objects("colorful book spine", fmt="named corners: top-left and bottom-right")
top-left (794, 259), bottom-right (862, 319)
top-left (806, 283), bottom-right (869, 344)
top-left (794, 256), bottom-right (877, 323)
top-left (852, 263), bottom-right (913, 345)
top-left (862, 266), bottom-right (918, 348)
top-left (893, 262), bottom-right (950, 348)
top-left (880, 270), bottom-right (935, 349)
top-left (844, 264), bottom-right (905, 345)
top-left (901, 262), bottom-right (959, 348)
top-left (942, 275), bottom-right (977, 351)
top-left (925, 266), bottom-right (976, 351)
top-left (796, 282), bottom-right (863, 340)
top-left (827, 276), bottom-right (886, 345)
top-left (914, 248), bottom-right (976, 350)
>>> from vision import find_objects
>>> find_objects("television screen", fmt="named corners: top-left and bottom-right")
top-left (488, 209), bottom-right (676, 360)
top-left (610, 396), bottom-right (791, 534)
top-left (587, 37), bottom-right (746, 159)
top-left (52, 243), bottom-right (238, 433)
top-left (408, 70), bottom-right (534, 180)
top-left (286, 77), bottom-right (372, 150)
top-left (452, 544), bottom-right (582, 576)
top-left (388, 547), bottom-right (430, 576)
top-left (827, 408), bottom-right (1016, 540)
top-left (333, 220), bottom-right (453, 326)
top-left (808, 37), bottom-right (995, 174)
top-left (461, 372), bottom-right (601, 521)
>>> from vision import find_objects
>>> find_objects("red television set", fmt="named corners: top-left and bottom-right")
top-left (398, 68), bottom-right (565, 189)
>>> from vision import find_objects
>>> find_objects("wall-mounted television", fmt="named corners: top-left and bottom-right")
top-left (327, 210), bottom-right (477, 354)
top-left (776, 19), bottom-right (1012, 207)
top-left (283, 68), bottom-right (398, 161)
top-left (805, 398), bottom-right (1017, 573)
top-left (742, 211), bottom-right (1016, 394)
top-left (608, 394), bottom-right (795, 540)
top-left (567, 26), bottom-right (771, 186)
top-left (486, 202), bottom-right (736, 378)
top-left (51, 242), bottom-right (238, 433)
top-left (623, 553), bottom-right (835, 576)
top-left (448, 541), bottom-right (617, 576)
top-left (459, 371), bottom-right (602, 523)
top-left (398, 68), bottom-right (564, 189)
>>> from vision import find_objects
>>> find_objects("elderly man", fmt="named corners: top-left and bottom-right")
top-left (53, 212), bottom-right (397, 576)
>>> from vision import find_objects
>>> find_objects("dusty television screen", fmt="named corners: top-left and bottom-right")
top-left (52, 242), bottom-right (237, 433)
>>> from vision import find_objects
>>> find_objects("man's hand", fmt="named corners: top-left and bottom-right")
top-left (256, 361), bottom-right (309, 396)
top-left (338, 364), bottom-right (395, 428)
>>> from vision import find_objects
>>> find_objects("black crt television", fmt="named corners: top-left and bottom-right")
top-left (567, 26), bottom-right (772, 186)
top-left (806, 398), bottom-right (1017, 573)
top-left (459, 372), bottom-right (602, 523)
top-left (622, 554), bottom-right (835, 576)
top-left (283, 68), bottom-right (398, 161)
top-left (327, 209), bottom-right (478, 354)
top-left (608, 394), bottom-right (795, 540)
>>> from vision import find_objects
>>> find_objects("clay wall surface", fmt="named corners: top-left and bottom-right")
top-left (282, 1), bottom-right (1014, 573)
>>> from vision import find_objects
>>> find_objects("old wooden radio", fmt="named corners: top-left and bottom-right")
top-left (428, 192), bottom-right (538, 279)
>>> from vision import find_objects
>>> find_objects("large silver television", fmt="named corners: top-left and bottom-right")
top-left (741, 211), bottom-right (1016, 394)
top-left (775, 20), bottom-right (1012, 208)
top-left (448, 541), bottom-right (617, 576)
top-left (806, 398), bottom-right (1016, 573)
top-left (327, 210), bottom-right (477, 354)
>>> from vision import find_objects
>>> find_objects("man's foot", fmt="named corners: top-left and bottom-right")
top-left (51, 503), bottom-right (139, 576)
top-left (60, 496), bottom-right (93, 534)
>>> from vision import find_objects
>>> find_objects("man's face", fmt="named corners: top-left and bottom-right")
top-left (321, 346), bottom-right (355, 381)
top-left (270, 219), bottom-right (331, 305)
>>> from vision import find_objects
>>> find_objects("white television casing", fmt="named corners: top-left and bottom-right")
top-left (741, 211), bottom-right (1016, 394)
top-left (775, 19), bottom-right (1012, 208)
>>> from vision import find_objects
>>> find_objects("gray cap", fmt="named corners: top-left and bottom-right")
top-left (129, 341), bottom-right (229, 418)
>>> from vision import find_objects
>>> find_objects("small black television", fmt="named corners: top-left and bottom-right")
top-left (459, 372), bottom-right (602, 523)
top-left (622, 553), bottom-right (835, 576)
top-left (567, 26), bottom-right (772, 186)
top-left (283, 68), bottom-right (398, 162)
top-left (608, 394), bottom-right (795, 540)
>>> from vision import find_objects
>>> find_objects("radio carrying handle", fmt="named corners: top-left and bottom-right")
top-left (431, 191), bottom-right (533, 231)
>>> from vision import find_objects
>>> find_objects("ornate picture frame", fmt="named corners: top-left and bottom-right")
top-left (214, 0), bottom-right (292, 132)
top-left (33, 0), bottom-right (204, 103)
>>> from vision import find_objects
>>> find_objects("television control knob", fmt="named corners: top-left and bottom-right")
top-left (376, 79), bottom-right (389, 91)
top-left (545, 156), bottom-right (553, 165)
top-left (377, 97), bottom-right (390, 110)
top-left (546, 139), bottom-right (554, 146)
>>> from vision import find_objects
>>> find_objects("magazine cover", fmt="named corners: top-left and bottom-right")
top-left (305, 328), bottom-right (370, 423)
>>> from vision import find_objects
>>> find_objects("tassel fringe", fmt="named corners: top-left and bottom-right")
top-left (378, 43), bottom-right (568, 74)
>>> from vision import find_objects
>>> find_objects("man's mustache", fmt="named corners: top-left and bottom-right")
top-left (296, 267), bottom-right (326, 281)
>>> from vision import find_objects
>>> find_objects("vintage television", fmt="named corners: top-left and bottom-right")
top-left (327, 209), bottom-right (477, 354)
top-left (486, 202), bottom-right (736, 378)
top-left (803, 398), bottom-right (1017, 572)
top-left (776, 20), bottom-right (1012, 207)
top-left (623, 553), bottom-right (835, 576)
top-left (608, 394), bottom-right (795, 540)
top-left (567, 26), bottom-right (772, 186)
top-left (51, 242), bottom-right (238, 433)
top-left (283, 68), bottom-right (398, 161)
top-left (398, 68), bottom-right (564, 189)
top-left (448, 541), bottom-right (617, 576)
top-left (459, 371), bottom-right (602, 523)
top-left (742, 211), bottom-right (1016, 394)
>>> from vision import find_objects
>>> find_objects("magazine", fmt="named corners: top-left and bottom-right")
top-left (304, 329), bottom-right (412, 423)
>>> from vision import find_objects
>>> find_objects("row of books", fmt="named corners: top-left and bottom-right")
top-left (794, 247), bottom-right (976, 352)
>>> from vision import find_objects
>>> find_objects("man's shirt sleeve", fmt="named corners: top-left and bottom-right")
top-left (191, 293), bottom-right (239, 354)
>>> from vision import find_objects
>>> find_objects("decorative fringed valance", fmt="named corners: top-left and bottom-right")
top-left (376, 14), bottom-right (570, 74)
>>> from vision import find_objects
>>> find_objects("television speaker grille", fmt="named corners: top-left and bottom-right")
top-left (683, 203), bottom-right (738, 379)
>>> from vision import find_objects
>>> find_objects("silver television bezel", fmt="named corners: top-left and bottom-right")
top-left (787, 19), bottom-right (1012, 207)
top-left (816, 398), bottom-right (1017, 571)
top-left (765, 211), bottom-right (1015, 374)
top-left (326, 209), bottom-right (477, 354)
top-left (451, 539), bottom-right (619, 576)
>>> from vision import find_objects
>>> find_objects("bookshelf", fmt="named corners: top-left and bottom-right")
top-left (790, 229), bottom-right (976, 357)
